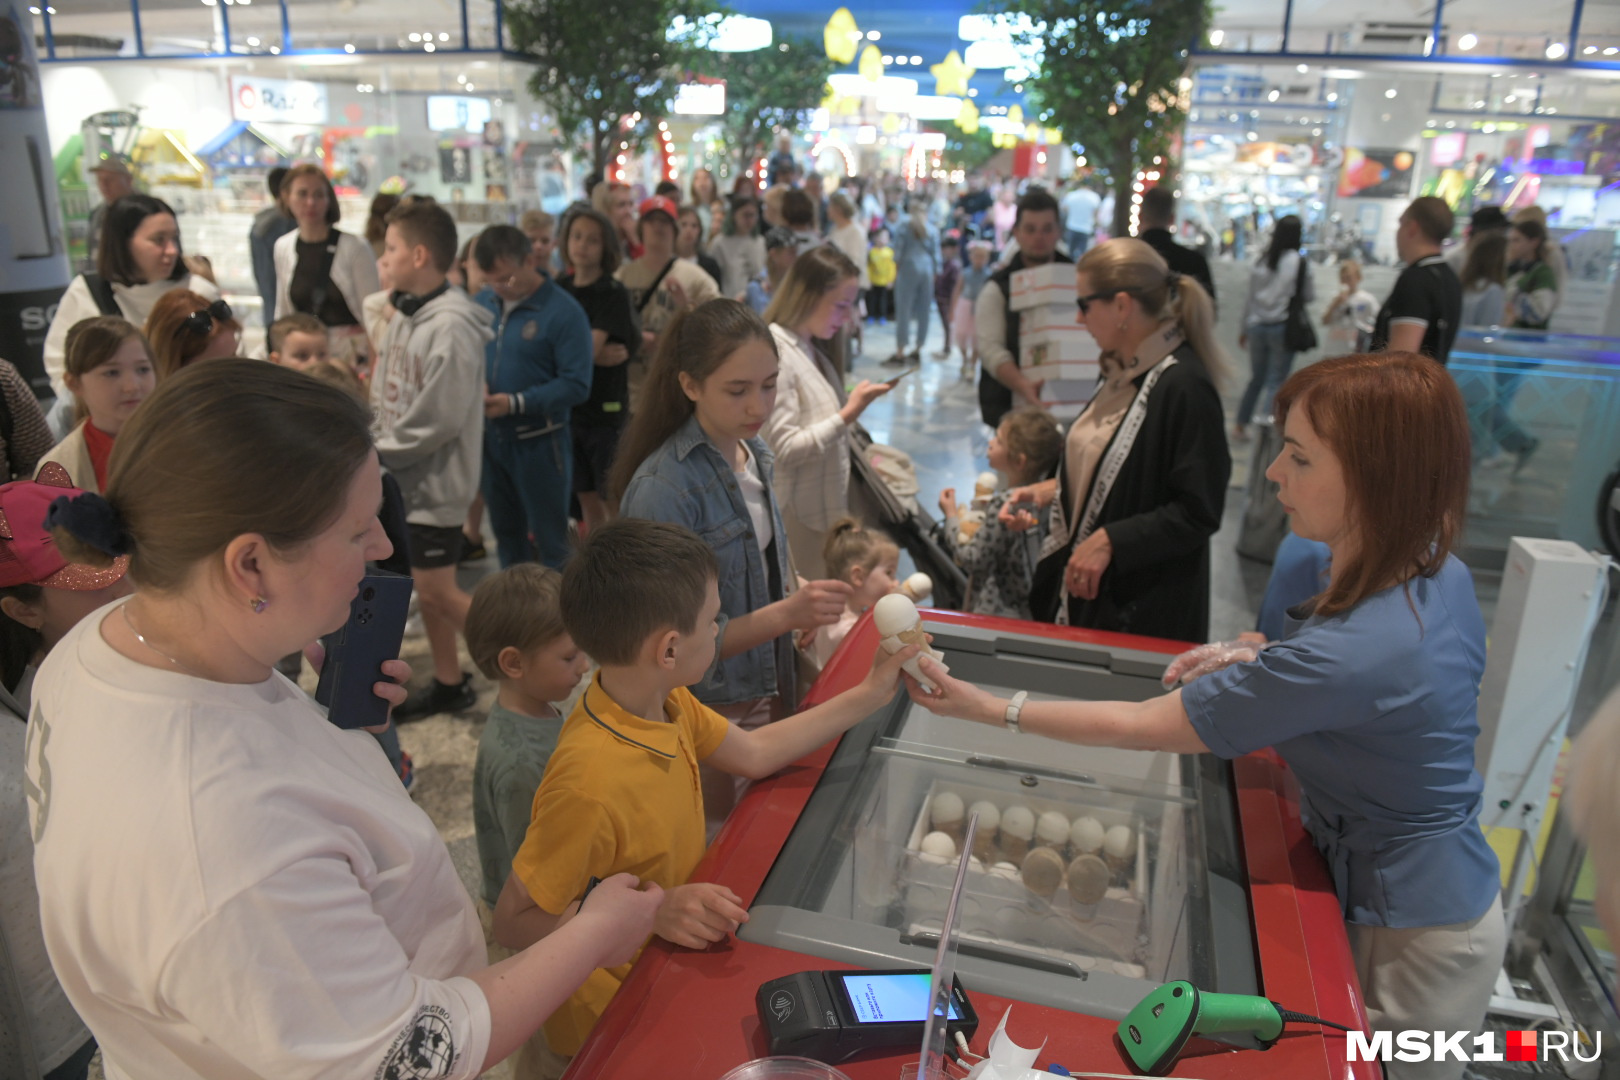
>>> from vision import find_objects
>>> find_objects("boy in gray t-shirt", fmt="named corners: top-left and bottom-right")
top-left (465, 565), bottom-right (591, 907)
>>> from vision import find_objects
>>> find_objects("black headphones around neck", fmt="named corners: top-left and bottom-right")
top-left (391, 281), bottom-right (451, 318)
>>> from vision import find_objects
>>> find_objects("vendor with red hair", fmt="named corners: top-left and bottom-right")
top-left (908, 351), bottom-right (1504, 1080)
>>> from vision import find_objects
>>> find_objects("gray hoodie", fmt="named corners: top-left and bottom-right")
top-left (369, 286), bottom-right (494, 528)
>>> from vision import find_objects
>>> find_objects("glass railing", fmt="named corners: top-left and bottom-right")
top-left (1449, 327), bottom-right (1620, 562)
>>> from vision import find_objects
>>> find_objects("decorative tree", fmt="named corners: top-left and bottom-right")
top-left (985, 0), bottom-right (1210, 236)
top-left (505, 0), bottom-right (722, 176)
top-left (697, 35), bottom-right (837, 172)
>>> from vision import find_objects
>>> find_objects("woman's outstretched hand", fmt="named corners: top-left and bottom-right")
top-left (903, 656), bottom-right (1003, 727)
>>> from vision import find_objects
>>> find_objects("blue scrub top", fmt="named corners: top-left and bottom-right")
top-left (1256, 533), bottom-right (1331, 640)
top-left (1183, 554), bottom-right (1501, 929)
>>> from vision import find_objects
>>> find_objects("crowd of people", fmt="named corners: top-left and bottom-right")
top-left (1, 145), bottom-right (1611, 1080)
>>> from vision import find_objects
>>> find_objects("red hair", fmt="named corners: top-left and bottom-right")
top-left (1273, 352), bottom-right (1470, 616)
top-left (143, 290), bottom-right (242, 380)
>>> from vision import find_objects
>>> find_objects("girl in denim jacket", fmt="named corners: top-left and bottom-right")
top-left (610, 300), bottom-right (854, 825)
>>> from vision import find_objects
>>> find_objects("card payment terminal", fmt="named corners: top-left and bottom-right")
top-left (755, 968), bottom-right (978, 1064)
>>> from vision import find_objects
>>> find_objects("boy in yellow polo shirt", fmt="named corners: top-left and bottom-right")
top-left (491, 519), bottom-right (916, 1077)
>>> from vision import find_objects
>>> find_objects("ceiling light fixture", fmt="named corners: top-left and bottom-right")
top-left (1546, 42), bottom-right (1567, 59)
top-left (1458, 33), bottom-right (1478, 50)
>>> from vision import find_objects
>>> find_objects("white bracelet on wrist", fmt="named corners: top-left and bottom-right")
top-left (1003, 690), bottom-right (1029, 734)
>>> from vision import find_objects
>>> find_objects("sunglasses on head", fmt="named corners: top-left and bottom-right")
top-left (183, 299), bottom-right (233, 336)
top-left (1076, 291), bottom-right (1119, 315)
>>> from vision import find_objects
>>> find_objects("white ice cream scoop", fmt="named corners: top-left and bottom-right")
top-left (873, 593), bottom-right (948, 693)
top-left (899, 572), bottom-right (933, 602)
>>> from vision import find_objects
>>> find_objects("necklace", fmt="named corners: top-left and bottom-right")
top-left (121, 604), bottom-right (202, 678)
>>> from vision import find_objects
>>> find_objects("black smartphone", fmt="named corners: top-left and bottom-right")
top-left (315, 572), bottom-right (415, 730)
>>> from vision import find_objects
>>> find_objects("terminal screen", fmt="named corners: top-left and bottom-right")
top-left (839, 973), bottom-right (961, 1024)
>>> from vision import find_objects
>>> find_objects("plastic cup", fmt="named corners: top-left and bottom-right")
top-left (719, 1057), bottom-right (855, 1080)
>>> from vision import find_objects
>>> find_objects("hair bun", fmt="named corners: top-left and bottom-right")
top-left (44, 493), bottom-right (133, 558)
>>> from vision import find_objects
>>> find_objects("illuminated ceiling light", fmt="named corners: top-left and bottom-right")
top-left (1267, 88), bottom-right (1280, 101)
top-left (1458, 33), bottom-right (1477, 51)
top-left (269, 45), bottom-right (279, 53)
top-left (910, 55), bottom-right (922, 64)
top-left (667, 13), bottom-right (772, 52)
top-left (969, 88), bottom-right (978, 97)
top-left (1505, 94), bottom-right (1517, 103)
top-left (456, 72), bottom-right (466, 82)
top-left (246, 35), bottom-right (259, 45)
top-left (1585, 45), bottom-right (1598, 54)
top-left (409, 32), bottom-right (421, 41)
top-left (1296, 63), bottom-right (1308, 73)
top-left (882, 54), bottom-right (894, 64)
top-left (1209, 28), bottom-right (1225, 46)
top-left (438, 32), bottom-right (449, 41)
top-left (27, 6), bottom-right (38, 12)
top-left (1384, 87), bottom-right (1397, 98)
top-left (1546, 42), bottom-right (1566, 59)
top-left (1326, 91), bottom-right (1338, 102)
top-left (867, 30), bottom-right (881, 40)
top-left (424, 41), bottom-right (435, 51)
top-left (464, 83), bottom-right (474, 91)
top-left (1606, 46), bottom-right (1619, 55)
top-left (344, 42), bottom-right (355, 52)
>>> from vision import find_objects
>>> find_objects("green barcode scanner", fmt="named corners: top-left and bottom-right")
top-left (1117, 980), bottom-right (1354, 1075)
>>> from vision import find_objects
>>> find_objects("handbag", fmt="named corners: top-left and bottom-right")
top-left (1283, 253), bottom-right (1317, 353)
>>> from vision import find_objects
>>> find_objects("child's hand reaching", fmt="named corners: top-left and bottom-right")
top-left (785, 579), bottom-right (855, 630)
top-left (653, 882), bottom-right (750, 949)
top-left (938, 487), bottom-right (958, 519)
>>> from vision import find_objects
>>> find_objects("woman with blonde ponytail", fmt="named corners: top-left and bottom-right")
top-left (1002, 237), bottom-right (1231, 641)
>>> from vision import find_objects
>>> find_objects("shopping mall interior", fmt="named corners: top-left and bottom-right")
top-left (3, 0), bottom-right (1619, 1077)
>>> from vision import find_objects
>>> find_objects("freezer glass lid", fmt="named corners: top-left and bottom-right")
top-left (739, 634), bottom-right (1258, 1019)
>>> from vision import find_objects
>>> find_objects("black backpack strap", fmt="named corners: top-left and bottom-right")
top-left (82, 273), bottom-right (120, 316)
top-left (636, 259), bottom-right (677, 317)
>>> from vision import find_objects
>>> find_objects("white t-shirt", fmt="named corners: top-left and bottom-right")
top-left (737, 442), bottom-right (774, 554)
top-left (2, 678), bottom-right (91, 1074)
top-left (25, 600), bottom-right (491, 1080)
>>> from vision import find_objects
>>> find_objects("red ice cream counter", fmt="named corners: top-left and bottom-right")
top-left (570, 610), bottom-right (1378, 1080)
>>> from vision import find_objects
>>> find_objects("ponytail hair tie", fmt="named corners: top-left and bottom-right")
top-left (44, 493), bottom-right (133, 558)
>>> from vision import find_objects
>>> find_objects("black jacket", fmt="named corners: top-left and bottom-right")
top-left (1140, 228), bottom-right (1217, 309)
top-left (1031, 344), bottom-right (1231, 643)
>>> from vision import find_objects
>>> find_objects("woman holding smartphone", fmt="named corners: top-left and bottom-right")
top-left (760, 246), bottom-right (892, 576)
top-left (28, 360), bottom-right (661, 1079)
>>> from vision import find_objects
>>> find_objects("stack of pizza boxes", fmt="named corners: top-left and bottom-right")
top-left (1010, 262), bottom-right (1100, 422)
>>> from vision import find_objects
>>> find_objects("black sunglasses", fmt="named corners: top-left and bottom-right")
top-left (183, 299), bottom-right (233, 336)
top-left (1076, 291), bottom-right (1118, 315)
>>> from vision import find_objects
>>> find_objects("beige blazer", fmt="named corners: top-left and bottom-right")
top-left (39, 423), bottom-right (99, 495)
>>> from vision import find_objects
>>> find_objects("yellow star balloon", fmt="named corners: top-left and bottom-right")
top-left (956, 98), bottom-right (980, 133)
top-left (881, 111), bottom-right (901, 134)
top-left (1008, 104), bottom-right (1024, 126)
top-left (859, 43), bottom-right (884, 82)
top-left (1045, 126), bottom-right (1063, 144)
top-left (1025, 123), bottom-right (1041, 141)
top-left (824, 7), bottom-right (859, 64)
top-left (930, 49), bottom-right (975, 97)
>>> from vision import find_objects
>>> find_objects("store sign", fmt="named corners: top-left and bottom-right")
top-left (672, 82), bottom-right (725, 116)
top-left (426, 95), bottom-right (493, 132)
top-left (231, 76), bottom-right (329, 125)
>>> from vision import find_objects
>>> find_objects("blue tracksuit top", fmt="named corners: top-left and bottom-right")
top-left (475, 278), bottom-right (593, 425)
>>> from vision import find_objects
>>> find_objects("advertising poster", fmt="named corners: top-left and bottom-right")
top-left (0, 0), bottom-right (71, 391)
top-left (1337, 147), bottom-right (1415, 199)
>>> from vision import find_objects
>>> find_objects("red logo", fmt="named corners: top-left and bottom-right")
top-left (1506, 1030), bottom-right (1538, 1062)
